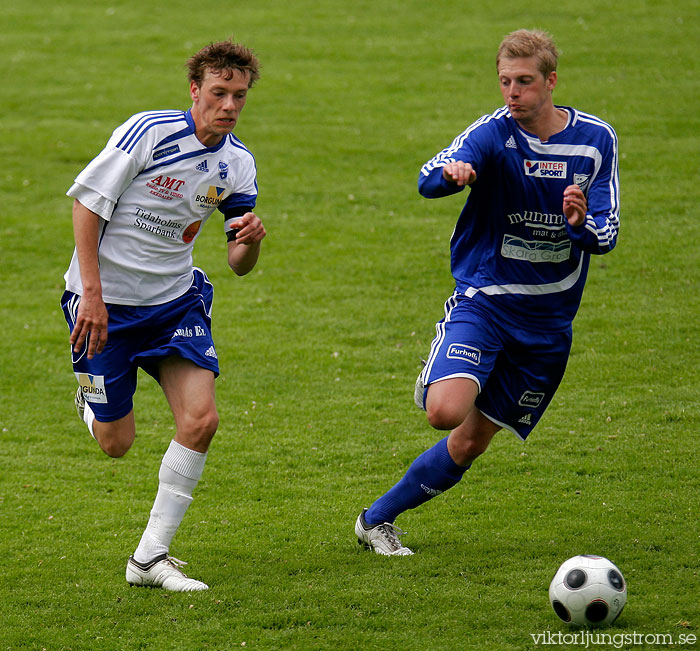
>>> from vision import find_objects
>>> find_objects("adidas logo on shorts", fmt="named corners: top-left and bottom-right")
top-left (204, 346), bottom-right (218, 359)
top-left (518, 413), bottom-right (532, 425)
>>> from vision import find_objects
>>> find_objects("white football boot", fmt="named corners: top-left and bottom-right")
top-left (74, 387), bottom-right (97, 440)
top-left (75, 387), bottom-right (85, 420)
top-left (414, 372), bottom-right (426, 410)
top-left (355, 509), bottom-right (414, 556)
top-left (126, 554), bottom-right (209, 591)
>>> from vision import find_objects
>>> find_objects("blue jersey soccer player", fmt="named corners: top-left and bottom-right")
top-left (61, 41), bottom-right (267, 590)
top-left (356, 29), bottom-right (620, 555)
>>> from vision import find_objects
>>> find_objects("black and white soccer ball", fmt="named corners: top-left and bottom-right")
top-left (549, 555), bottom-right (627, 626)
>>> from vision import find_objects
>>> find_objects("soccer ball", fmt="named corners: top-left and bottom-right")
top-left (549, 555), bottom-right (627, 626)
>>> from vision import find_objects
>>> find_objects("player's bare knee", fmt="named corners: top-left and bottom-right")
top-left (463, 437), bottom-right (490, 459)
top-left (199, 409), bottom-right (219, 436)
top-left (99, 436), bottom-right (133, 458)
top-left (449, 436), bottom-right (489, 466)
top-left (181, 410), bottom-right (219, 449)
top-left (93, 420), bottom-right (135, 458)
top-left (425, 403), bottom-right (465, 431)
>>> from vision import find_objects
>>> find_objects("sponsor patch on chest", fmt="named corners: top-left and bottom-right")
top-left (146, 175), bottom-right (186, 201)
top-left (153, 145), bottom-right (181, 161)
top-left (524, 160), bottom-right (567, 178)
top-left (195, 184), bottom-right (226, 209)
top-left (501, 234), bottom-right (571, 263)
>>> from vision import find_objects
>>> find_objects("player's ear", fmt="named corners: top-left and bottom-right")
top-left (190, 80), bottom-right (200, 102)
top-left (546, 71), bottom-right (557, 92)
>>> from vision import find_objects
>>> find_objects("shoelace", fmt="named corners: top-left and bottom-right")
top-left (165, 556), bottom-right (190, 574)
top-left (377, 523), bottom-right (408, 551)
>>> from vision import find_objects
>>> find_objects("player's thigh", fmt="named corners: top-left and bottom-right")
top-left (425, 377), bottom-right (480, 430)
top-left (476, 329), bottom-right (571, 440)
top-left (158, 356), bottom-right (218, 452)
top-left (422, 297), bottom-right (501, 426)
top-left (62, 292), bottom-right (139, 424)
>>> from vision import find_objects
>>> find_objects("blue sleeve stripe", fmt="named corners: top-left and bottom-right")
top-left (154, 124), bottom-right (195, 150)
top-left (227, 134), bottom-right (257, 166)
top-left (116, 111), bottom-right (186, 154)
top-left (122, 117), bottom-right (186, 154)
top-left (219, 192), bottom-right (257, 212)
top-left (228, 133), bottom-right (251, 153)
top-left (226, 133), bottom-right (258, 195)
top-left (116, 111), bottom-right (183, 149)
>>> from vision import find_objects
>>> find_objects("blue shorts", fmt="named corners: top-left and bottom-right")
top-left (61, 268), bottom-right (219, 422)
top-left (419, 292), bottom-right (572, 439)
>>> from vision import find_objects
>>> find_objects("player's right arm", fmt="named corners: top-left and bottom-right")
top-left (70, 199), bottom-right (108, 359)
top-left (442, 161), bottom-right (477, 187)
top-left (66, 113), bottom-right (154, 358)
top-left (418, 117), bottom-right (490, 198)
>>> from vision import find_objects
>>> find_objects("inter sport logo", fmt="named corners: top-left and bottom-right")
top-left (524, 160), bottom-right (567, 178)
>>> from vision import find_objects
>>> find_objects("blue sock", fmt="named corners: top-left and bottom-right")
top-left (364, 437), bottom-right (469, 525)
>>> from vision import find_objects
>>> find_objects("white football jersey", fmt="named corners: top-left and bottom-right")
top-left (64, 109), bottom-right (258, 305)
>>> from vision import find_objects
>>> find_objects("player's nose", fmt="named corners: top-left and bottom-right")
top-left (222, 95), bottom-right (238, 112)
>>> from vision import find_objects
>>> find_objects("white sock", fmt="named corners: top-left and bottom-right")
top-left (132, 440), bottom-right (207, 564)
top-left (82, 400), bottom-right (96, 439)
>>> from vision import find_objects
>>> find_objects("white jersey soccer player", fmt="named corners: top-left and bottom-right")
top-left (65, 108), bottom-right (258, 305)
top-left (356, 30), bottom-right (620, 556)
top-left (62, 41), bottom-right (266, 590)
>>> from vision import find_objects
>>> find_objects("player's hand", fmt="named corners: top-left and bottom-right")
top-left (563, 185), bottom-right (587, 227)
top-left (442, 161), bottom-right (477, 186)
top-left (229, 212), bottom-right (266, 245)
top-left (70, 292), bottom-right (108, 359)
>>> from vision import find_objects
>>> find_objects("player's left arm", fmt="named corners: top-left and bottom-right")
top-left (226, 211), bottom-right (266, 276)
top-left (563, 185), bottom-right (587, 227)
top-left (565, 130), bottom-right (620, 255)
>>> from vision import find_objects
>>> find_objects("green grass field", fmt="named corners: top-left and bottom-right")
top-left (1, 0), bottom-right (699, 649)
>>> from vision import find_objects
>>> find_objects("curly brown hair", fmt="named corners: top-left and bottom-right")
top-left (496, 29), bottom-right (559, 78)
top-left (187, 40), bottom-right (260, 87)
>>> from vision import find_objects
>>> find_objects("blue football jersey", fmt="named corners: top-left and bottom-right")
top-left (419, 105), bottom-right (620, 329)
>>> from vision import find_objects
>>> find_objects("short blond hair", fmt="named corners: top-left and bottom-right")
top-left (496, 29), bottom-right (559, 78)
